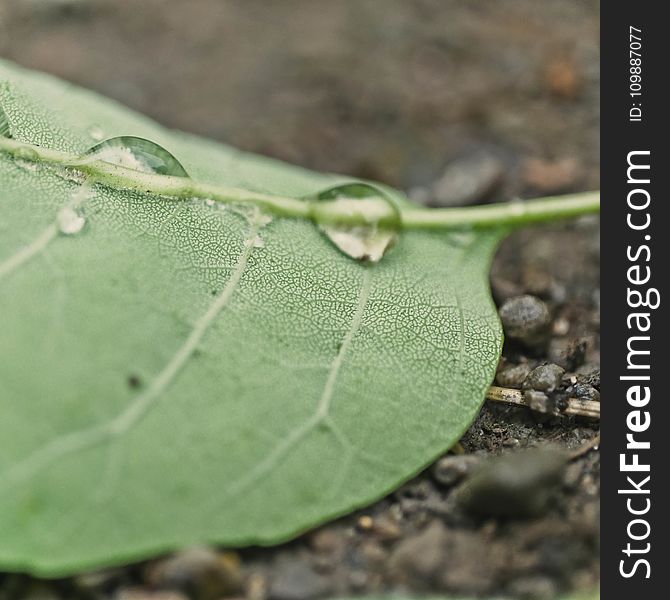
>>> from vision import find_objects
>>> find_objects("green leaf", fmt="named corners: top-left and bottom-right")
top-left (0, 59), bottom-right (503, 575)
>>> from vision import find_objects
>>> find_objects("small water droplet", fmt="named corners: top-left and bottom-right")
top-left (446, 230), bottom-right (476, 248)
top-left (87, 125), bottom-right (105, 141)
top-left (57, 206), bottom-right (86, 235)
top-left (509, 198), bottom-right (526, 216)
top-left (313, 183), bottom-right (399, 263)
top-left (14, 146), bottom-right (39, 161)
top-left (81, 136), bottom-right (189, 177)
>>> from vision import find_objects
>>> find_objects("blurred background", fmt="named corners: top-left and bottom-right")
top-left (0, 0), bottom-right (599, 199)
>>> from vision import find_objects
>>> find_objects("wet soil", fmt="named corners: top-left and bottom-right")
top-left (0, 1), bottom-right (599, 598)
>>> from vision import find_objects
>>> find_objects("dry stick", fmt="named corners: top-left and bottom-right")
top-left (486, 385), bottom-right (600, 420)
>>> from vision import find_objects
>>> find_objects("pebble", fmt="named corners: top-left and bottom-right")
top-left (73, 568), bottom-right (124, 593)
top-left (523, 390), bottom-right (553, 414)
top-left (507, 575), bottom-right (558, 600)
top-left (309, 529), bottom-right (343, 555)
top-left (548, 338), bottom-right (587, 370)
top-left (496, 361), bottom-right (532, 388)
top-left (432, 454), bottom-right (480, 487)
top-left (498, 295), bottom-right (551, 347)
top-left (428, 151), bottom-right (504, 207)
top-left (543, 54), bottom-right (581, 99)
top-left (576, 370), bottom-right (600, 391)
top-left (456, 449), bottom-right (567, 518)
top-left (144, 547), bottom-right (242, 600)
top-left (570, 382), bottom-right (601, 402)
top-left (268, 557), bottom-right (332, 600)
top-left (387, 521), bottom-right (447, 582)
top-left (522, 363), bottom-right (565, 393)
top-left (522, 156), bottom-right (582, 193)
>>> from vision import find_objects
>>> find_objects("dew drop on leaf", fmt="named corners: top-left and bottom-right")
top-left (446, 230), bottom-right (476, 248)
top-left (82, 136), bottom-right (189, 177)
top-left (87, 125), bottom-right (105, 141)
top-left (314, 183), bottom-right (399, 263)
top-left (57, 206), bottom-right (86, 235)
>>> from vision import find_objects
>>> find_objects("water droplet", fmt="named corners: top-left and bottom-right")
top-left (14, 146), bottom-right (39, 161)
top-left (509, 198), bottom-right (526, 216)
top-left (258, 213), bottom-right (273, 227)
top-left (313, 183), bottom-right (399, 263)
top-left (57, 206), bottom-right (86, 235)
top-left (446, 230), bottom-right (476, 248)
top-left (87, 125), bottom-right (105, 141)
top-left (81, 136), bottom-right (189, 177)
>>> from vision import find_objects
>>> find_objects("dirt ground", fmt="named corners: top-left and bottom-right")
top-left (0, 1), bottom-right (600, 598)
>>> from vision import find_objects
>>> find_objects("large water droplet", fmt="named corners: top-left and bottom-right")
top-left (57, 206), bottom-right (86, 235)
top-left (313, 183), bottom-right (399, 263)
top-left (82, 136), bottom-right (189, 177)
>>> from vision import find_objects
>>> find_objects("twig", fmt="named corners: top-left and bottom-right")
top-left (486, 385), bottom-right (600, 420)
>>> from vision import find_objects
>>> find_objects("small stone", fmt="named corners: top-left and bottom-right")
top-left (359, 540), bottom-right (388, 566)
top-left (570, 382), bottom-right (600, 402)
top-left (268, 557), bottom-right (332, 600)
top-left (522, 156), bottom-right (582, 193)
top-left (74, 567), bottom-right (124, 593)
top-left (548, 339), bottom-right (587, 371)
top-left (309, 529), bottom-right (342, 554)
top-left (456, 449), bottom-right (567, 518)
top-left (552, 317), bottom-right (570, 336)
top-left (496, 362), bottom-right (532, 388)
top-left (387, 521), bottom-right (447, 583)
top-left (499, 295), bottom-right (551, 347)
top-left (543, 55), bottom-right (581, 99)
top-left (245, 573), bottom-right (267, 600)
top-left (491, 276), bottom-right (523, 304)
top-left (507, 575), bottom-right (557, 600)
top-left (145, 547), bottom-right (242, 600)
top-left (524, 390), bottom-right (552, 414)
top-left (429, 151), bottom-right (504, 207)
top-left (523, 363), bottom-right (565, 393)
top-left (370, 515), bottom-right (401, 541)
top-left (357, 515), bottom-right (373, 531)
top-left (577, 369), bottom-right (600, 389)
top-left (347, 570), bottom-right (368, 591)
top-left (432, 454), bottom-right (480, 487)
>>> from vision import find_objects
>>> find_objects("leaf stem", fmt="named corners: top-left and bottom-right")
top-left (0, 136), bottom-right (599, 230)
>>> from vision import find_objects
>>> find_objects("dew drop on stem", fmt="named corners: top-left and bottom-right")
top-left (313, 182), bottom-right (400, 263)
top-left (80, 136), bottom-right (190, 177)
